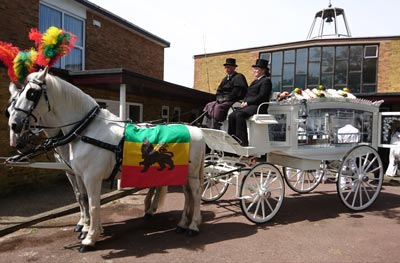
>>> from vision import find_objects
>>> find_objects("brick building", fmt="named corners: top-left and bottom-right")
top-left (194, 36), bottom-right (400, 111)
top-left (0, 0), bottom-right (213, 193)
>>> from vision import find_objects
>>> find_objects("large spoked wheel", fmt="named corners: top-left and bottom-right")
top-left (240, 163), bottom-right (285, 224)
top-left (337, 145), bottom-right (383, 210)
top-left (202, 154), bottom-right (230, 202)
top-left (283, 162), bottom-right (324, 193)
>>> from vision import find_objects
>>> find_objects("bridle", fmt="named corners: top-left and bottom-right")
top-left (12, 79), bottom-right (51, 130)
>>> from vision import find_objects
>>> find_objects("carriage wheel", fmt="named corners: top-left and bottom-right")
top-left (202, 154), bottom-right (230, 202)
top-left (283, 162), bottom-right (324, 193)
top-left (240, 163), bottom-right (285, 224)
top-left (337, 145), bottom-right (383, 210)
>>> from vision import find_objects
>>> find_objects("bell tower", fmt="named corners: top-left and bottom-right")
top-left (307, 0), bottom-right (352, 39)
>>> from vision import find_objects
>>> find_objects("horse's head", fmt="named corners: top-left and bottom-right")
top-left (8, 67), bottom-right (50, 149)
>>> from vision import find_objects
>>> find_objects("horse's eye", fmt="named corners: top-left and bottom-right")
top-left (26, 89), bottom-right (39, 101)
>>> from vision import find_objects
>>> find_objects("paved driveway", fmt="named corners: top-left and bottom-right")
top-left (0, 181), bottom-right (399, 263)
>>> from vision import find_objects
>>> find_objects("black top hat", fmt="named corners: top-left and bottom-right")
top-left (252, 58), bottom-right (269, 69)
top-left (223, 58), bottom-right (237, 67)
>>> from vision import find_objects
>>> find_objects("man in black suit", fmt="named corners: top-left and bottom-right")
top-left (228, 58), bottom-right (272, 146)
top-left (203, 58), bottom-right (248, 129)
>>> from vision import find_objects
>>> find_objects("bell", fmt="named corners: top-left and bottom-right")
top-left (326, 16), bottom-right (333, 23)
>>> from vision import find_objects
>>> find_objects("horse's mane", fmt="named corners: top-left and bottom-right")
top-left (37, 72), bottom-right (98, 115)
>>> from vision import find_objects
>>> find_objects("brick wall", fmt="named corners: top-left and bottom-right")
top-left (377, 39), bottom-right (400, 93)
top-left (85, 11), bottom-right (165, 80)
top-left (194, 51), bottom-right (259, 94)
top-left (0, 0), bottom-right (169, 193)
top-left (82, 85), bottom-right (204, 123)
top-left (194, 39), bottom-right (400, 96)
top-left (0, 0), bottom-right (39, 50)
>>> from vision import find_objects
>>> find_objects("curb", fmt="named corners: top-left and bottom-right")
top-left (0, 188), bottom-right (140, 237)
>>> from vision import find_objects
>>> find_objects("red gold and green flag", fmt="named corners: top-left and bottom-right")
top-left (121, 124), bottom-right (190, 188)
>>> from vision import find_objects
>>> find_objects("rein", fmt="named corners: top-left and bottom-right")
top-left (7, 106), bottom-right (101, 162)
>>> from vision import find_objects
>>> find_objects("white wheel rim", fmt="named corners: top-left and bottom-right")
top-left (338, 146), bottom-right (383, 210)
top-left (241, 163), bottom-right (284, 223)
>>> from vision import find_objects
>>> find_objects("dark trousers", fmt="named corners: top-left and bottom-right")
top-left (228, 105), bottom-right (258, 146)
top-left (203, 101), bottom-right (234, 122)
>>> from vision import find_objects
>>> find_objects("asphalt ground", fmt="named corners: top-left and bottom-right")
top-left (0, 176), bottom-right (399, 263)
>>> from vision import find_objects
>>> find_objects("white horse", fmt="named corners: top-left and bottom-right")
top-left (7, 82), bottom-right (91, 238)
top-left (7, 82), bottom-right (170, 241)
top-left (7, 67), bottom-right (205, 252)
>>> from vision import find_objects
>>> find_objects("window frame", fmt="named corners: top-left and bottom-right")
top-left (39, 1), bottom-right (85, 70)
top-left (260, 43), bottom-right (379, 94)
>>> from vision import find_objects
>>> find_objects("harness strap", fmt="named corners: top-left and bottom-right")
top-left (8, 106), bottom-right (100, 162)
top-left (81, 135), bottom-right (125, 189)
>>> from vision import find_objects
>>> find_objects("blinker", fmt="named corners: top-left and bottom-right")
top-left (26, 88), bottom-right (40, 102)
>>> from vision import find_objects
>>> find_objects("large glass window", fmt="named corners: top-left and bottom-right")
top-left (260, 44), bottom-right (378, 94)
top-left (271, 52), bottom-right (283, 76)
top-left (39, 3), bottom-right (85, 70)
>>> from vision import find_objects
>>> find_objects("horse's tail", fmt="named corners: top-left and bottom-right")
top-left (199, 144), bottom-right (205, 186)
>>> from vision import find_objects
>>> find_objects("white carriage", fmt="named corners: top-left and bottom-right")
top-left (201, 97), bottom-right (384, 224)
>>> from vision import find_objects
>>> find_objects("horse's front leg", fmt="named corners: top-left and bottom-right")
top-left (80, 174), bottom-right (103, 252)
top-left (74, 174), bottom-right (90, 240)
top-left (65, 173), bottom-right (89, 233)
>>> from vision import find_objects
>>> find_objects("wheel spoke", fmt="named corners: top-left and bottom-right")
top-left (261, 199), bottom-right (266, 219)
top-left (352, 181), bottom-right (360, 207)
top-left (253, 197), bottom-right (262, 218)
top-left (367, 166), bottom-right (380, 174)
top-left (363, 156), bottom-right (376, 172)
top-left (361, 182), bottom-right (371, 201)
top-left (246, 195), bottom-right (259, 212)
top-left (265, 198), bottom-right (274, 212)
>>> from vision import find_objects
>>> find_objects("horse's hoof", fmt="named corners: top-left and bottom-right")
top-left (78, 231), bottom-right (88, 240)
top-left (186, 229), bottom-right (199, 237)
top-left (74, 224), bottom-right (83, 232)
top-left (79, 245), bottom-right (94, 253)
top-left (175, 226), bottom-right (186, 234)
top-left (143, 213), bottom-right (153, 220)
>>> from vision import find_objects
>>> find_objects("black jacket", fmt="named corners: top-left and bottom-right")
top-left (244, 75), bottom-right (272, 106)
top-left (216, 72), bottom-right (248, 103)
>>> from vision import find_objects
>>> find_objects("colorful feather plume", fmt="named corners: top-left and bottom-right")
top-left (13, 49), bottom-right (38, 84)
top-left (29, 26), bottom-right (77, 67)
top-left (0, 41), bottom-right (20, 83)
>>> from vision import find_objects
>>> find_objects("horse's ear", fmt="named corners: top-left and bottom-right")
top-left (9, 82), bottom-right (18, 97)
top-left (37, 66), bottom-right (49, 82)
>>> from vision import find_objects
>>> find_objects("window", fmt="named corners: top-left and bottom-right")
top-left (96, 99), bottom-right (143, 121)
top-left (128, 104), bottom-right (143, 122)
top-left (260, 44), bottom-right (378, 94)
top-left (260, 52), bottom-right (271, 63)
top-left (39, 3), bottom-right (85, 70)
top-left (364, 45), bottom-right (378, 58)
top-left (161, 106), bottom-right (169, 122)
top-left (172, 107), bottom-right (181, 122)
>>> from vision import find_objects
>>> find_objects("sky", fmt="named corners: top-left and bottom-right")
top-left (90, 0), bottom-right (400, 88)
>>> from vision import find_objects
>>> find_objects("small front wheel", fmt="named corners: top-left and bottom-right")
top-left (202, 154), bottom-right (230, 202)
top-left (240, 163), bottom-right (285, 224)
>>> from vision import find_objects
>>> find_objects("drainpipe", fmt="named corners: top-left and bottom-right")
top-left (119, 83), bottom-right (126, 120)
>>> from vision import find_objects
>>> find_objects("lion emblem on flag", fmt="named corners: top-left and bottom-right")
top-left (139, 138), bottom-right (175, 172)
